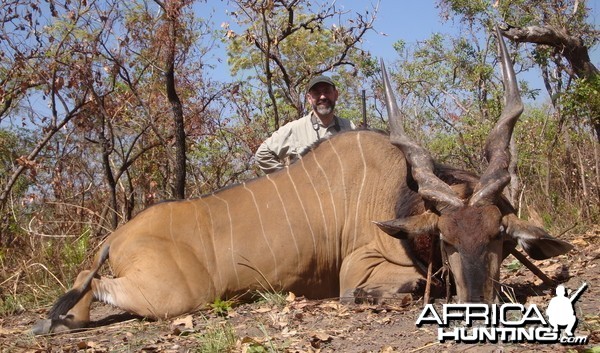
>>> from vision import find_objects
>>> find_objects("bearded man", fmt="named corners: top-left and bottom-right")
top-left (254, 75), bottom-right (356, 174)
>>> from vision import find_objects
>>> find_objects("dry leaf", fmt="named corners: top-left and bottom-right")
top-left (377, 316), bottom-right (391, 324)
top-left (171, 315), bottom-right (193, 329)
top-left (571, 237), bottom-right (589, 247)
top-left (286, 292), bottom-right (296, 302)
top-left (171, 315), bottom-right (195, 335)
top-left (293, 301), bottom-right (311, 309)
top-left (281, 327), bottom-right (298, 337)
top-left (253, 307), bottom-right (272, 313)
top-left (310, 331), bottom-right (333, 342)
top-left (309, 331), bottom-right (332, 349)
top-left (77, 341), bottom-right (100, 349)
top-left (319, 302), bottom-right (341, 310)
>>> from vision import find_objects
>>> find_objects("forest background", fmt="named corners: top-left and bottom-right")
top-left (0, 0), bottom-right (598, 315)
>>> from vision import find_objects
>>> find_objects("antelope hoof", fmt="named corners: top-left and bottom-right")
top-left (30, 315), bottom-right (86, 335)
top-left (31, 319), bottom-right (53, 335)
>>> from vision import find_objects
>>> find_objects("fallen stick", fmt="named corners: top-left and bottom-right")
top-left (509, 248), bottom-right (555, 286)
top-left (423, 235), bottom-right (436, 304)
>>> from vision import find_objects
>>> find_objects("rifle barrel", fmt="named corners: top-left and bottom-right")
top-left (361, 89), bottom-right (367, 128)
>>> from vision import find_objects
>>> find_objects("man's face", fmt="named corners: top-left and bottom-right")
top-left (308, 83), bottom-right (338, 116)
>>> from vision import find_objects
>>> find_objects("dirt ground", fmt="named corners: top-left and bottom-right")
top-left (1, 227), bottom-right (599, 353)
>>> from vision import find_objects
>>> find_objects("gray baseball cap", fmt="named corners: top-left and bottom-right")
top-left (307, 75), bottom-right (335, 92)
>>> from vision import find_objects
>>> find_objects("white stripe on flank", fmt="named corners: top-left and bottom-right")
top-left (286, 166), bottom-right (318, 254)
top-left (324, 139), bottom-right (347, 267)
top-left (192, 200), bottom-right (217, 294)
top-left (243, 182), bottom-right (279, 278)
top-left (211, 193), bottom-right (240, 286)
top-left (314, 144), bottom-right (342, 268)
top-left (326, 140), bottom-right (347, 221)
top-left (300, 158), bottom-right (328, 236)
top-left (300, 157), bottom-right (330, 261)
top-left (312, 148), bottom-right (338, 235)
top-left (266, 175), bottom-right (301, 264)
top-left (353, 133), bottom-right (367, 251)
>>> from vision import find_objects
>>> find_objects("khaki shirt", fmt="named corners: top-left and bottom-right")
top-left (255, 112), bottom-right (355, 173)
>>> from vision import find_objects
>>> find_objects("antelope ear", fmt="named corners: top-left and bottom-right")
top-left (373, 212), bottom-right (439, 239)
top-left (502, 214), bottom-right (573, 260)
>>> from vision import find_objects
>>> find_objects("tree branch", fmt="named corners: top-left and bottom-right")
top-left (500, 24), bottom-right (599, 79)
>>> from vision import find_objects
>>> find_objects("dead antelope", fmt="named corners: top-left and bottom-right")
top-left (33, 28), bottom-right (572, 334)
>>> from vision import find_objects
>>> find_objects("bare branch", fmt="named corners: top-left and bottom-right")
top-left (500, 24), bottom-right (599, 79)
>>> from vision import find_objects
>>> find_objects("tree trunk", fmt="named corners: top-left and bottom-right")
top-left (100, 133), bottom-right (119, 230)
top-left (165, 3), bottom-right (186, 199)
top-left (500, 25), bottom-right (600, 141)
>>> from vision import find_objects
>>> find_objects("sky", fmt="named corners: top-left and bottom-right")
top-left (204, 0), bottom-right (599, 102)
top-left (3, 0), bottom-right (598, 129)
top-left (350, 0), bottom-right (599, 62)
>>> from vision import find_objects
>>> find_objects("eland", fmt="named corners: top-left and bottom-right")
top-left (33, 28), bottom-right (572, 334)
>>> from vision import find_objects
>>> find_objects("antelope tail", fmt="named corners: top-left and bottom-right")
top-left (48, 243), bottom-right (110, 319)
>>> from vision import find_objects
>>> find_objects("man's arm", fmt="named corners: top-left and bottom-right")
top-left (254, 141), bottom-right (285, 174)
top-left (254, 125), bottom-right (295, 174)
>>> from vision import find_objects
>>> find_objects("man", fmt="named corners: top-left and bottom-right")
top-left (254, 75), bottom-right (355, 174)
